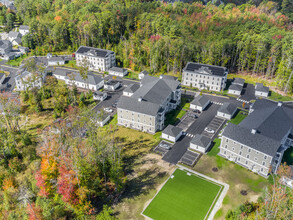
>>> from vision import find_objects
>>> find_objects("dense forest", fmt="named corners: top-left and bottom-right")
top-left (1, 0), bottom-right (289, 93)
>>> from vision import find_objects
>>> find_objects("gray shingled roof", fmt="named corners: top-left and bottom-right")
top-left (222, 123), bottom-right (281, 157)
top-left (117, 75), bottom-right (179, 116)
top-left (13, 37), bottom-right (22, 44)
top-left (124, 83), bottom-right (140, 93)
top-left (218, 102), bottom-right (237, 115)
top-left (140, 70), bottom-right (149, 75)
top-left (0, 40), bottom-right (11, 49)
top-left (105, 79), bottom-right (119, 86)
top-left (232, 78), bottom-right (245, 86)
top-left (49, 56), bottom-right (64, 62)
top-left (76, 46), bottom-right (114, 58)
top-left (240, 100), bottom-right (293, 142)
top-left (8, 31), bottom-right (21, 39)
top-left (19, 25), bottom-right (29, 30)
top-left (162, 125), bottom-right (183, 137)
top-left (190, 134), bottom-right (211, 149)
top-left (109, 67), bottom-right (127, 73)
top-left (65, 72), bottom-right (103, 85)
top-left (0, 72), bottom-right (5, 79)
top-left (255, 83), bottom-right (269, 93)
top-left (191, 95), bottom-right (210, 107)
top-left (117, 95), bottom-right (161, 116)
top-left (229, 84), bottom-right (243, 92)
top-left (183, 62), bottom-right (227, 77)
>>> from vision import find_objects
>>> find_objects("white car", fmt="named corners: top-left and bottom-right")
top-left (204, 127), bottom-right (215, 134)
top-left (104, 107), bottom-right (113, 113)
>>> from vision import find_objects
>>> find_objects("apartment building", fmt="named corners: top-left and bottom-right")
top-left (219, 99), bottom-right (293, 177)
top-left (182, 62), bottom-right (228, 92)
top-left (75, 46), bottom-right (115, 72)
top-left (117, 75), bottom-right (181, 134)
top-left (15, 70), bottom-right (45, 91)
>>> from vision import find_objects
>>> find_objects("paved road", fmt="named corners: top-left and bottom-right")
top-left (162, 103), bottom-right (221, 164)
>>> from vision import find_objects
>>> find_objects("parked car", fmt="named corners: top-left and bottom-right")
top-left (104, 107), bottom-right (113, 113)
top-left (204, 127), bottom-right (215, 134)
top-left (160, 143), bottom-right (171, 150)
top-left (193, 109), bottom-right (201, 114)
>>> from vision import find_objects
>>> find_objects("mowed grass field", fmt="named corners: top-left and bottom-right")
top-left (143, 169), bottom-right (222, 220)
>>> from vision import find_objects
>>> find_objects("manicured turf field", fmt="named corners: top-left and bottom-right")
top-left (143, 169), bottom-right (222, 220)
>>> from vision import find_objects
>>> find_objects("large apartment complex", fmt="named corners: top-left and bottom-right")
top-left (117, 75), bottom-right (181, 134)
top-left (182, 62), bottom-right (228, 91)
top-left (75, 46), bottom-right (115, 72)
top-left (219, 99), bottom-right (293, 177)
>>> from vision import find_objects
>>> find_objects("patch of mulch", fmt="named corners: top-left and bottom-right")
top-left (240, 190), bottom-right (248, 196)
top-left (212, 167), bottom-right (218, 172)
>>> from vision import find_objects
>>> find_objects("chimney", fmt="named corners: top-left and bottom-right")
top-left (138, 97), bottom-right (142, 102)
top-left (278, 101), bottom-right (282, 107)
top-left (251, 129), bottom-right (257, 134)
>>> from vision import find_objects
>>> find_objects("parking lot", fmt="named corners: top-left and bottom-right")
top-left (176, 112), bottom-right (198, 131)
top-left (201, 116), bottom-right (226, 138)
top-left (154, 141), bottom-right (173, 156)
top-left (180, 150), bottom-right (200, 166)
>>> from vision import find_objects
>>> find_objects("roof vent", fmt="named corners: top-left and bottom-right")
top-left (138, 97), bottom-right (142, 102)
top-left (278, 101), bottom-right (282, 107)
top-left (251, 129), bottom-right (257, 134)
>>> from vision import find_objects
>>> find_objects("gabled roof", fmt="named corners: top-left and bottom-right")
top-left (8, 31), bottom-right (21, 39)
top-left (117, 95), bottom-right (161, 116)
top-left (109, 67), bottom-right (127, 73)
top-left (255, 83), bottom-right (269, 93)
top-left (117, 75), bottom-right (180, 116)
top-left (183, 62), bottom-right (227, 77)
top-left (49, 56), bottom-right (64, 62)
top-left (19, 25), bottom-right (29, 30)
top-left (140, 70), bottom-right (149, 75)
top-left (105, 79), bottom-right (120, 86)
top-left (232, 78), bottom-right (245, 86)
top-left (13, 37), bottom-right (22, 44)
top-left (162, 125), bottom-right (183, 137)
top-left (229, 84), bottom-right (243, 92)
top-left (65, 72), bottom-right (103, 85)
top-left (76, 46), bottom-right (114, 58)
top-left (93, 91), bottom-right (106, 97)
top-left (222, 123), bottom-right (281, 157)
top-left (0, 40), bottom-right (11, 49)
top-left (191, 95), bottom-right (210, 107)
top-left (190, 134), bottom-right (211, 148)
top-left (218, 102), bottom-right (237, 115)
top-left (124, 83), bottom-right (140, 93)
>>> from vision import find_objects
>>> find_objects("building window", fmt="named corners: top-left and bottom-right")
top-left (233, 141), bottom-right (236, 145)
top-left (262, 161), bottom-right (265, 166)
top-left (264, 155), bottom-right (267, 159)
top-left (254, 157), bottom-right (258, 161)
top-left (241, 145), bottom-right (244, 149)
top-left (245, 161), bottom-right (248, 165)
top-left (224, 151), bottom-right (226, 155)
top-left (238, 157), bottom-right (240, 161)
top-left (226, 139), bottom-right (228, 142)
top-left (232, 147), bottom-right (235, 151)
top-left (239, 151), bottom-right (242, 155)
top-left (247, 155), bottom-right (249, 159)
top-left (261, 168), bottom-right (263, 172)
top-left (248, 149), bottom-right (251, 153)
top-left (225, 145), bottom-right (227, 149)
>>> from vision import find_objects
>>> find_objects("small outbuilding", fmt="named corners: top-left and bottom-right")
top-left (190, 95), bottom-right (210, 111)
top-left (104, 79), bottom-right (121, 91)
top-left (161, 125), bottom-right (183, 143)
top-left (123, 83), bottom-right (140, 97)
top-left (93, 91), bottom-right (107, 101)
top-left (109, 67), bottom-right (128, 77)
top-left (232, 78), bottom-right (245, 87)
top-left (255, 83), bottom-right (269, 97)
top-left (48, 56), bottom-right (65, 66)
top-left (97, 111), bottom-right (111, 127)
top-left (189, 134), bottom-right (212, 153)
top-left (217, 102), bottom-right (238, 120)
top-left (139, 70), bottom-right (149, 80)
top-left (228, 84), bottom-right (243, 96)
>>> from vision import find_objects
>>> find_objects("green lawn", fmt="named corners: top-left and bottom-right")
top-left (229, 110), bottom-right (248, 125)
top-left (165, 97), bottom-right (189, 125)
top-left (125, 70), bottom-right (139, 80)
top-left (7, 54), bottom-right (29, 66)
top-left (269, 91), bottom-right (293, 102)
top-left (62, 60), bottom-right (77, 68)
top-left (207, 138), bottom-right (221, 156)
top-left (143, 169), bottom-right (222, 220)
